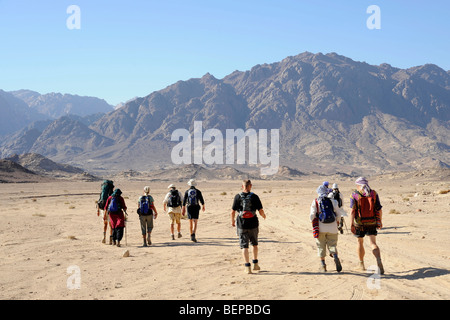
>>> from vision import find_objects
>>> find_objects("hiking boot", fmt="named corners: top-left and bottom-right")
top-left (334, 257), bottom-right (342, 272)
top-left (178, 232), bottom-right (182, 238)
top-left (253, 263), bottom-right (261, 271)
top-left (320, 264), bottom-right (327, 272)
top-left (171, 234), bottom-right (175, 240)
top-left (147, 235), bottom-right (151, 246)
top-left (143, 241), bottom-right (148, 247)
top-left (191, 233), bottom-right (197, 243)
top-left (245, 264), bottom-right (252, 274)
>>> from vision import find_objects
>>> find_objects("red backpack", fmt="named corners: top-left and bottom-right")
top-left (353, 190), bottom-right (377, 226)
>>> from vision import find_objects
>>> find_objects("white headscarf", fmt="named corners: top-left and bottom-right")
top-left (355, 177), bottom-right (371, 196)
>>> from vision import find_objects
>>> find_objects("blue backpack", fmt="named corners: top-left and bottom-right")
top-left (316, 197), bottom-right (336, 223)
top-left (109, 196), bottom-right (120, 213)
top-left (139, 196), bottom-right (151, 215)
top-left (187, 189), bottom-right (198, 206)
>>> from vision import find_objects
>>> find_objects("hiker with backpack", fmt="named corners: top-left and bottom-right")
top-left (137, 186), bottom-right (158, 247)
top-left (310, 184), bottom-right (343, 272)
top-left (182, 179), bottom-right (205, 243)
top-left (163, 184), bottom-right (184, 240)
top-left (96, 180), bottom-right (114, 244)
top-left (350, 177), bottom-right (384, 274)
top-left (328, 183), bottom-right (348, 234)
top-left (104, 188), bottom-right (127, 247)
top-left (231, 179), bottom-right (266, 274)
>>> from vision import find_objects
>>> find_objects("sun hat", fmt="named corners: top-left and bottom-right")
top-left (168, 184), bottom-right (176, 189)
top-left (187, 179), bottom-right (197, 187)
top-left (144, 186), bottom-right (150, 194)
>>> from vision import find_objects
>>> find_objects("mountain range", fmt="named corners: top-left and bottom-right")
top-left (1, 52), bottom-right (449, 176)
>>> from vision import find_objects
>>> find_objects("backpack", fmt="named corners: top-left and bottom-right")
top-left (331, 190), bottom-right (342, 208)
top-left (98, 180), bottom-right (114, 209)
top-left (315, 197), bottom-right (336, 224)
top-left (354, 190), bottom-right (377, 226)
top-left (138, 196), bottom-right (152, 215)
top-left (187, 188), bottom-right (199, 206)
top-left (108, 196), bottom-right (121, 213)
top-left (167, 189), bottom-right (181, 207)
top-left (239, 192), bottom-right (256, 219)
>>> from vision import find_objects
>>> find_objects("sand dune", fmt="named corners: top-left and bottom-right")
top-left (0, 170), bottom-right (449, 300)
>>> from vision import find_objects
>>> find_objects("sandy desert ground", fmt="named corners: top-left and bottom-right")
top-left (0, 171), bottom-right (449, 301)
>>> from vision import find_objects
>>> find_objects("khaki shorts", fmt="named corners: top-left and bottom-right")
top-left (315, 232), bottom-right (338, 258)
top-left (168, 211), bottom-right (181, 224)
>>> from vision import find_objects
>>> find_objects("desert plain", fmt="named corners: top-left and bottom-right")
top-left (0, 169), bottom-right (449, 300)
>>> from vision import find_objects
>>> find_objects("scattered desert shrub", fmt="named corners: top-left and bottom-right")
top-left (32, 213), bottom-right (46, 217)
top-left (389, 209), bottom-right (401, 214)
top-left (438, 189), bottom-right (450, 195)
top-left (220, 192), bottom-right (227, 195)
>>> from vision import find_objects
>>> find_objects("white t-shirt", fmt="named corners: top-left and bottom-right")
top-left (310, 198), bottom-right (343, 234)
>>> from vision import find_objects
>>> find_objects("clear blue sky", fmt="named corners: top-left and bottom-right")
top-left (0, 0), bottom-right (448, 106)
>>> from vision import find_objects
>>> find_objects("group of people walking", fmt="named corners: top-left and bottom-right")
top-left (96, 176), bottom-right (384, 275)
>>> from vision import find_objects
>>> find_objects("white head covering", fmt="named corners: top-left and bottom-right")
top-left (187, 179), bottom-right (197, 187)
top-left (168, 184), bottom-right (176, 189)
top-left (144, 186), bottom-right (150, 194)
top-left (355, 177), bottom-right (371, 196)
top-left (316, 185), bottom-right (329, 198)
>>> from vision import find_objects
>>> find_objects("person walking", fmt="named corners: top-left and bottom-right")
top-left (163, 184), bottom-right (184, 240)
top-left (182, 179), bottom-right (205, 243)
top-left (104, 188), bottom-right (127, 247)
top-left (328, 183), bottom-right (348, 234)
top-left (310, 184), bottom-right (343, 272)
top-left (138, 186), bottom-right (158, 246)
top-left (231, 179), bottom-right (266, 274)
top-left (350, 177), bottom-right (384, 274)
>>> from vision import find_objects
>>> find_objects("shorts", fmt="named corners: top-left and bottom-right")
top-left (237, 227), bottom-right (259, 249)
top-left (354, 226), bottom-right (378, 238)
top-left (168, 211), bottom-right (181, 224)
top-left (315, 232), bottom-right (338, 258)
top-left (139, 214), bottom-right (154, 235)
top-left (187, 205), bottom-right (200, 220)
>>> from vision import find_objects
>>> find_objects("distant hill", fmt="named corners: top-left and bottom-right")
top-left (1, 52), bottom-right (449, 176)
top-left (10, 90), bottom-right (114, 119)
top-left (0, 159), bottom-right (52, 183)
top-left (4, 153), bottom-right (99, 181)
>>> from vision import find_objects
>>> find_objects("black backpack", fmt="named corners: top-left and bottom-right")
top-left (167, 189), bottom-right (181, 207)
top-left (239, 192), bottom-right (256, 218)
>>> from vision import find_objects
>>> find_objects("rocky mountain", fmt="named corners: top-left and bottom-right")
top-left (0, 90), bottom-right (48, 136)
top-left (10, 90), bottom-right (114, 119)
top-left (0, 159), bottom-right (52, 183)
top-left (1, 52), bottom-right (449, 176)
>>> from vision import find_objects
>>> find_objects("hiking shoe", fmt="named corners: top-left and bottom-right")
top-left (334, 257), bottom-right (342, 272)
top-left (245, 264), bottom-right (252, 274)
top-left (178, 232), bottom-right (182, 238)
top-left (191, 233), bottom-right (197, 243)
top-left (143, 241), bottom-right (148, 247)
top-left (171, 234), bottom-right (175, 240)
top-left (320, 264), bottom-right (327, 272)
top-left (253, 263), bottom-right (261, 271)
top-left (147, 235), bottom-right (151, 246)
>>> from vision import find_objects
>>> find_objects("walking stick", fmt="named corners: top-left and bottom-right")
top-left (124, 211), bottom-right (128, 247)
